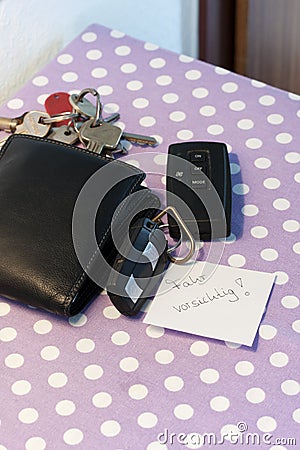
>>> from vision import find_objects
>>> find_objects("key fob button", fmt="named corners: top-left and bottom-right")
top-left (191, 164), bottom-right (209, 175)
top-left (189, 151), bottom-right (208, 162)
top-left (190, 177), bottom-right (207, 188)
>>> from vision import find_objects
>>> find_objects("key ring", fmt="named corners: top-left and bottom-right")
top-left (152, 206), bottom-right (195, 264)
top-left (74, 88), bottom-right (102, 127)
top-left (41, 112), bottom-right (80, 124)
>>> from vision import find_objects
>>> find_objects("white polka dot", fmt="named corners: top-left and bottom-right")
top-left (120, 63), bottom-right (137, 73)
top-left (62, 72), bottom-right (78, 82)
top-left (155, 349), bottom-right (174, 364)
top-left (199, 105), bottom-right (216, 117)
top-left (246, 387), bottom-right (266, 404)
top-left (164, 376), bottom-right (184, 392)
top-left (276, 132), bottom-right (293, 144)
top-left (235, 361), bottom-right (254, 376)
top-left (251, 80), bottom-right (266, 88)
top-left (251, 226), bottom-right (268, 238)
top-left (110, 29), bottom-right (125, 38)
top-left (11, 380), bottom-right (31, 395)
top-left (7, 98), bottom-right (24, 109)
top-left (119, 356), bottom-right (139, 372)
top-left (192, 87), bottom-right (209, 99)
top-left (37, 94), bottom-right (49, 105)
top-left (263, 177), bottom-right (281, 189)
top-left (274, 271), bottom-right (289, 285)
top-left (185, 69), bottom-right (201, 80)
top-left (55, 400), bottom-right (76, 416)
top-left (138, 412), bottom-right (158, 428)
top-left (293, 242), bottom-right (300, 254)
top-left (128, 384), bottom-right (148, 400)
top-left (63, 428), bottom-right (83, 445)
top-left (111, 331), bottom-right (130, 345)
top-left (292, 320), bottom-right (300, 333)
top-left (230, 163), bottom-right (241, 174)
top-left (293, 408), bottom-right (300, 423)
top-left (103, 305), bottom-right (121, 319)
top-left (48, 372), bottom-right (68, 388)
top-left (146, 325), bottom-right (165, 338)
top-left (149, 58), bottom-right (166, 69)
top-left (33, 319), bottom-right (52, 334)
top-left (288, 92), bottom-right (300, 101)
top-left (92, 391), bottom-right (112, 408)
top-left (233, 183), bottom-right (249, 195)
top-left (254, 157), bottom-right (271, 168)
top-left (221, 424), bottom-right (241, 443)
top-left (18, 408), bottom-right (38, 424)
top-left (256, 416), bottom-right (277, 432)
top-left (224, 233), bottom-right (237, 243)
top-left (269, 351), bottom-right (289, 367)
top-left (215, 67), bottom-right (230, 75)
top-left (222, 82), bottom-right (238, 93)
top-left (174, 404), bottom-right (194, 420)
top-left (86, 49), bottom-right (102, 60)
top-left (190, 341), bottom-right (209, 356)
top-left (225, 341), bottom-right (241, 349)
top-left (84, 364), bottom-right (103, 380)
top-left (144, 42), bottom-right (159, 51)
top-left (259, 325), bottom-right (277, 340)
top-left (91, 67), bottom-right (107, 78)
top-left (200, 368), bottom-right (219, 384)
top-left (140, 116), bottom-right (156, 127)
top-left (0, 302), bottom-right (10, 316)
top-left (57, 53), bottom-right (73, 64)
top-left (169, 111), bottom-right (186, 122)
top-left (184, 432), bottom-right (204, 449)
top-left (228, 254), bottom-right (246, 267)
top-left (259, 95), bottom-right (276, 106)
top-left (246, 138), bottom-right (263, 149)
top-left (5, 353), bottom-right (24, 368)
top-left (76, 338), bottom-right (95, 353)
top-left (98, 85), bottom-right (113, 95)
top-left (162, 93), bottom-right (179, 104)
top-left (260, 248), bottom-right (278, 261)
top-left (237, 119), bottom-right (254, 130)
top-left (103, 102), bottom-right (119, 113)
top-left (32, 75), bottom-right (48, 86)
top-left (267, 113), bottom-right (284, 125)
top-left (210, 396), bottom-right (230, 412)
top-left (242, 204), bottom-right (259, 216)
top-left (82, 31), bottom-right (97, 42)
top-left (126, 80), bottom-right (143, 91)
top-left (229, 100), bottom-right (246, 111)
top-left (179, 54), bottom-right (194, 63)
top-left (161, 175), bottom-right (166, 185)
top-left (207, 124), bottom-right (224, 135)
top-left (156, 75), bottom-right (173, 86)
top-left (132, 97), bottom-right (149, 109)
top-left (115, 45), bottom-right (131, 56)
top-left (281, 379), bottom-right (300, 396)
top-left (124, 159), bottom-right (140, 168)
top-left (273, 198), bottom-right (290, 211)
top-left (285, 152), bottom-right (300, 163)
top-left (283, 219), bottom-right (299, 232)
top-left (25, 437), bottom-right (46, 450)
top-left (153, 153), bottom-right (168, 166)
top-left (100, 420), bottom-right (121, 437)
top-left (294, 172), bottom-right (300, 183)
top-left (177, 129), bottom-right (194, 140)
top-left (281, 295), bottom-right (299, 309)
top-left (69, 313), bottom-right (87, 327)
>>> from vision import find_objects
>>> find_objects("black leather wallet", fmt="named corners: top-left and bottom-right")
top-left (0, 134), bottom-right (161, 316)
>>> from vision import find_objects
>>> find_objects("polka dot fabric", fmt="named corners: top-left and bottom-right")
top-left (0, 24), bottom-right (299, 450)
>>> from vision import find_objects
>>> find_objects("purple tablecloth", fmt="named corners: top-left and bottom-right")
top-left (0, 24), bottom-right (299, 450)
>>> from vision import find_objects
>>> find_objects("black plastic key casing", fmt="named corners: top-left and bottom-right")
top-left (166, 141), bottom-right (232, 241)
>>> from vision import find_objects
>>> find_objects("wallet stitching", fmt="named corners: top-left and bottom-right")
top-left (63, 175), bottom-right (143, 315)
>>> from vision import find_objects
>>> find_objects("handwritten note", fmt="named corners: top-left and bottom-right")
top-left (143, 261), bottom-right (276, 346)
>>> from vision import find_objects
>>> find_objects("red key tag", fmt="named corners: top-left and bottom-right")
top-left (44, 92), bottom-right (72, 126)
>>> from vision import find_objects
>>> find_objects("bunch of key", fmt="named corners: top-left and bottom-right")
top-left (0, 88), bottom-right (158, 157)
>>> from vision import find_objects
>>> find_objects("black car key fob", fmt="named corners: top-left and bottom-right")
top-left (106, 217), bottom-right (169, 316)
top-left (166, 141), bottom-right (232, 241)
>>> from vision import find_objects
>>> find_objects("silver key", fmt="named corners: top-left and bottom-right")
top-left (69, 93), bottom-right (120, 123)
top-left (79, 118), bottom-right (122, 155)
top-left (47, 125), bottom-right (78, 144)
top-left (15, 111), bottom-right (51, 136)
top-left (121, 131), bottom-right (158, 147)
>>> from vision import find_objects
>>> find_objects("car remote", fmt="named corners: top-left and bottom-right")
top-left (166, 141), bottom-right (232, 241)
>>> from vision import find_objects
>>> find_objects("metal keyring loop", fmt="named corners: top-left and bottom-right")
top-left (74, 88), bottom-right (102, 127)
top-left (41, 112), bottom-right (80, 124)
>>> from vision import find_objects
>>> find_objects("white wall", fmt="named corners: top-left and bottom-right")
top-left (0, 0), bottom-right (198, 106)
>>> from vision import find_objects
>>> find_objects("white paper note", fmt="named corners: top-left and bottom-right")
top-left (143, 261), bottom-right (276, 346)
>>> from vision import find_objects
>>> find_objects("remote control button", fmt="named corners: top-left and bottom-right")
top-left (189, 151), bottom-right (208, 162)
top-left (191, 164), bottom-right (209, 175)
top-left (190, 177), bottom-right (207, 188)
